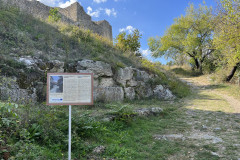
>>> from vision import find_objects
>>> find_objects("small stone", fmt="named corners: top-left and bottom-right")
top-left (213, 127), bottom-right (221, 132)
top-left (102, 116), bottom-right (116, 122)
top-left (201, 125), bottom-right (208, 131)
top-left (210, 152), bottom-right (219, 157)
top-left (93, 146), bottom-right (106, 154)
top-left (150, 107), bottom-right (163, 114)
top-left (134, 107), bottom-right (163, 116)
top-left (154, 134), bottom-right (184, 141)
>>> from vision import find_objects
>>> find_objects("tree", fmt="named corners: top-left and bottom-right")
top-left (115, 29), bottom-right (142, 55)
top-left (148, 3), bottom-right (215, 73)
top-left (49, 8), bottom-right (61, 22)
top-left (213, 0), bottom-right (240, 81)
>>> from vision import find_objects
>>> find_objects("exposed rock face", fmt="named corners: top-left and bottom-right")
top-left (135, 69), bottom-right (151, 82)
top-left (48, 60), bottom-right (64, 73)
top-left (77, 60), bottom-right (113, 78)
top-left (153, 85), bottom-right (176, 100)
top-left (135, 82), bottom-right (153, 98)
top-left (1, 58), bottom-right (176, 103)
top-left (99, 78), bottom-right (115, 87)
top-left (116, 67), bottom-right (133, 87)
top-left (0, 77), bottom-right (37, 103)
top-left (124, 87), bottom-right (135, 100)
top-left (94, 87), bottom-right (124, 102)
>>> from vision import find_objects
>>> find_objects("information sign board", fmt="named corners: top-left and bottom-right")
top-left (47, 73), bottom-right (93, 105)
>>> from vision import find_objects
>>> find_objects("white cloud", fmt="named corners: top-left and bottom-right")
top-left (119, 25), bottom-right (135, 34)
top-left (59, 0), bottom-right (77, 8)
top-left (87, 6), bottom-right (101, 17)
top-left (105, 8), bottom-right (117, 17)
top-left (140, 49), bottom-right (151, 56)
top-left (37, 0), bottom-right (79, 8)
top-left (93, 0), bottom-right (107, 3)
top-left (87, 7), bottom-right (117, 18)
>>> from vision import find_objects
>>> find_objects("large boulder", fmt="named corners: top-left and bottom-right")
top-left (135, 82), bottom-right (153, 98)
top-left (127, 79), bottom-right (138, 87)
top-left (94, 87), bottom-right (124, 102)
top-left (124, 87), bottom-right (135, 100)
top-left (77, 60), bottom-right (113, 78)
top-left (134, 69), bottom-right (151, 82)
top-left (153, 85), bottom-right (175, 100)
top-left (0, 77), bottom-right (37, 103)
top-left (99, 78), bottom-right (115, 87)
top-left (116, 67), bottom-right (133, 86)
top-left (18, 56), bottom-right (35, 67)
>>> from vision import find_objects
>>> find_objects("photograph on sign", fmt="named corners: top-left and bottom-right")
top-left (47, 73), bottom-right (93, 105)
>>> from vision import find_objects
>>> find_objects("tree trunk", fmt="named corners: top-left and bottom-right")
top-left (194, 58), bottom-right (203, 73)
top-left (226, 62), bottom-right (240, 82)
top-left (194, 58), bottom-right (200, 69)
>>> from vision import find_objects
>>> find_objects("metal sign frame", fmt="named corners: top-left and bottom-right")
top-left (46, 73), bottom-right (94, 106)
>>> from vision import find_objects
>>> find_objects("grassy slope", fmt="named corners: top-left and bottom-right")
top-left (0, 5), bottom-right (137, 68)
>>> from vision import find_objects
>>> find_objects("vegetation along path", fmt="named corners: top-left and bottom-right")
top-left (161, 75), bottom-right (240, 159)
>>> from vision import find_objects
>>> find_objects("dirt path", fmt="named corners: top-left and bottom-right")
top-left (158, 75), bottom-right (240, 159)
top-left (180, 76), bottom-right (240, 113)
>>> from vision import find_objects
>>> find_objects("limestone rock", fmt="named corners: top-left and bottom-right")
top-left (135, 82), bottom-right (153, 98)
top-left (124, 87), bottom-right (135, 100)
top-left (134, 107), bottom-right (163, 116)
top-left (154, 134), bottom-right (184, 141)
top-left (48, 60), bottom-right (64, 73)
top-left (93, 79), bottom-right (99, 88)
top-left (116, 67), bottom-right (133, 86)
top-left (99, 78), bottom-right (115, 87)
top-left (127, 79), bottom-right (138, 87)
top-left (134, 69), bottom-right (150, 82)
top-left (153, 85), bottom-right (175, 100)
top-left (93, 146), bottom-right (106, 154)
top-left (77, 60), bottom-right (113, 78)
top-left (18, 56), bottom-right (35, 67)
top-left (0, 77), bottom-right (37, 103)
top-left (94, 87), bottom-right (124, 102)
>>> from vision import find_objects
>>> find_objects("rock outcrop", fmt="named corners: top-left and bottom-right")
top-left (0, 58), bottom-right (176, 103)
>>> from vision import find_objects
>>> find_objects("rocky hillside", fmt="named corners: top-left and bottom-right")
top-left (0, 4), bottom-right (190, 103)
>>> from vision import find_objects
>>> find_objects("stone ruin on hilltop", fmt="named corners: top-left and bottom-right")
top-left (1, 0), bottom-right (112, 40)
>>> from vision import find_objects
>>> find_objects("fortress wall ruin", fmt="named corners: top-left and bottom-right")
top-left (1, 0), bottom-right (112, 40)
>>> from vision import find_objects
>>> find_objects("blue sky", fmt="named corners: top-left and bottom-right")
top-left (38, 0), bottom-right (217, 64)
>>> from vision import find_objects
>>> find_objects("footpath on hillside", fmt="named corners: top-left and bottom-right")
top-left (156, 75), bottom-right (240, 160)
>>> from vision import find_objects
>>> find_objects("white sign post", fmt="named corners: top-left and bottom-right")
top-left (47, 73), bottom-right (94, 160)
top-left (68, 105), bottom-right (72, 160)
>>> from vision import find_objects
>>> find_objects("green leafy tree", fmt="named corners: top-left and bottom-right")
top-left (115, 29), bottom-right (142, 55)
top-left (213, 0), bottom-right (240, 81)
top-left (148, 3), bottom-right (215, 73)
top-left (48, 8), bottom-right (61, 22)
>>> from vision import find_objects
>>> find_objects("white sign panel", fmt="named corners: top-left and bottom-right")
top-left (47, 73), bottom-right (93, 105)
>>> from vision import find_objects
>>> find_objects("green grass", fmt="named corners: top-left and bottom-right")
top-left (170, 67), bottom-right (202, 77)
top-left (0, 99), bottom-right (189, 160)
